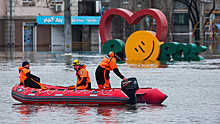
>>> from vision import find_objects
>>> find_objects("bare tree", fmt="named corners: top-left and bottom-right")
top-left (173, 0), bottom-right (215, 40)
top-left (160, 0), bottom-right (174, 42)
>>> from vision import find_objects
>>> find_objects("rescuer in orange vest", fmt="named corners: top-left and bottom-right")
top-left (18, 61), bottom-right (47, 90)
top-left (68, 59), bottom-right (91, 90)
top-left (95, 51), bottom-right (128, 90)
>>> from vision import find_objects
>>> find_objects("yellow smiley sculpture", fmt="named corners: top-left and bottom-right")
top-left (125, 30), bottom-right (162, 61)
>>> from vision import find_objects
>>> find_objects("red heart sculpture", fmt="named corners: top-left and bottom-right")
top-left (99, 8), bottom-right (168, 44)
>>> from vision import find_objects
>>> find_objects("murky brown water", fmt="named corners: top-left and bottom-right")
top-left (1, 50), bottom-right (220, 123)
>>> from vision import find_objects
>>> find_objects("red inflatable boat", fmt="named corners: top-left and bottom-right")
top-left (11, 84), bottom-right (167, 105)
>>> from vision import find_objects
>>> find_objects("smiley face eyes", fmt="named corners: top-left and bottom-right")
top-left (135, 41), bottom-right (146, 53)
top-left (134, 46), bottom-right (145, 53)
top-left (138, 45), bottom-right (145, 53)
top-left (135, 48), bottom-right (138, 52)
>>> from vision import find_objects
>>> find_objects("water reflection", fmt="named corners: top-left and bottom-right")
top-left (12, 104), bottom-right (41, 116)
top-left (126, 60), bottom-right (168, 68)
top-left (0, 46), bottom-right (15, 62)
top-left (11, 104), bottom-right (166, 123)
top-left (65, 54), bottom-right (73, 67)
top-left (72, 106), bottom-right (91, 122)
top-left (0, 47), bottom-right (104, 65)
top-left (139, 104), bottom-right (166, 112)
top-left (1, 46), bottom-right (220, 66)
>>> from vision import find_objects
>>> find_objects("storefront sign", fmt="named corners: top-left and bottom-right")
top-left (36, 16), bottom-right (64, 25)
top-left (36, 16), bottom-right (101, 25)
top-left (71, 16), bottom-right (101, 25)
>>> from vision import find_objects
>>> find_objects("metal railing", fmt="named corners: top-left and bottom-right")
top-left (72, 41), bottom-right (91, 51)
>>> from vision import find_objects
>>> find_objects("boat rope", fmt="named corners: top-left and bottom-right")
top-left (23, 87), bottom-right (32, 93)
top-left (30, 88), bottom-right (37, 93)
top-left (74, 89), bottom-right (93, 94)
top-left (63, 89), bottom-right (73, 94)
top-left (15, 85), bottom-right (36, 94)
top-left (75, 90), bottom-right (83, 94)
top-left (84, 90), bottom-right (92, 94)
top-left (14, 85), bottom-right (19, 90)
top-left (38, 89), bottom-right (47, 95)
top-left (46, 89), bottom-right (58, 95)
top-left (101, 90), bottom-right (113, 95)
top-left (15, 85), bottom-right (112, 96)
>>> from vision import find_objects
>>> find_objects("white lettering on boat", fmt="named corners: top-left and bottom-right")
top-left (55, 94), bottom-right (63, 96)
top-left (28, 94), bottom-right (35, 96)
top-left (90, 94), bottom-right (98, 96)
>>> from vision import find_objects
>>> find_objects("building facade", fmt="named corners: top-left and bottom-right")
top-left (0, 0), bottom-right (104, 52)
top-left (1, 0), bottom-right (220, 52)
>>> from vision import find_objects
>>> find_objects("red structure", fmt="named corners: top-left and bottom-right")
top-left (99, 8), bottom-right (168, 44)
top-left (12, 84), bottom-right (167, 105)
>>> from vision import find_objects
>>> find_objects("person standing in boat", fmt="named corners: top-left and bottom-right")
top-left (68, 59), bottom-right (91, 90)
top-left (18, 61), bottom-right (47, 90)
top-left (95, 51), bottom-right (128, 90)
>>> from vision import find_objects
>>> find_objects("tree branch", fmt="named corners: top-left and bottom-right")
top-left (206, 0), bottom-right (215, 17)
top-left (203, 0), bottom-right (215, 27)
top-left (46, 0), bottom-right (49, 8)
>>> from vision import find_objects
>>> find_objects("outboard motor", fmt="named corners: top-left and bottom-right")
top-left (121, 77), bottom-right (139, 104)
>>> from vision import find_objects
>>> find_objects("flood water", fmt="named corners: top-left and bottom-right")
top-left (1, 49), bottom-right (220, 123)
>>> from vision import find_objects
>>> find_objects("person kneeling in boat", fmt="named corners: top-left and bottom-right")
top-left (95, 51), bottom-right (128, 90)
top-left (68, 59), bottom-right (91, 90)
top-left (18, 61), bottom-right (47, 90)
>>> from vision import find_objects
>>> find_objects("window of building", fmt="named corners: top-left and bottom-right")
top-left (173, 1), bottom-right (187, 9)
top-left (123, 0), bottom-right (129, 4)
top-left (173, 14), bottom-right (189, 25)
top-left (23, 0), bottom-right (35, 6)
top-left (179, 14), bottom-right (184, 24)
top-left (78, 1), bottom-right (98, 16)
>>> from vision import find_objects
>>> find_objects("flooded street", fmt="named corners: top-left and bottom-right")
top-left (1, 50), bottom-right (220, 123)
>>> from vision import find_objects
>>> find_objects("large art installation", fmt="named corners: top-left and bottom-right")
top-left (99, 8), bottom-right (207, 62)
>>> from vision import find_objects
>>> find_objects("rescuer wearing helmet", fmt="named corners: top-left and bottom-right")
top-left (68, 59), bottom-right (91, 90)
top-left (18, 61), bottom-right (47, 90)
top-left (95, 51), bottom-right (128, 90)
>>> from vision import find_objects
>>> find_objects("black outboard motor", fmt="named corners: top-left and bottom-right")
top-left (121, 77), bottom-right (139, 104)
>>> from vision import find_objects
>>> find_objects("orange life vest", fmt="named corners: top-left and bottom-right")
top-left (75, 65), bottom-right (91, 90)
top-left (18, 66), bottom-right (30, 85)
top-left (99, 52), bottom-right (118, 71)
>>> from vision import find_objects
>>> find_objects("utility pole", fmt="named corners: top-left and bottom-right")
top-left (150, 0), bottom-right (153, 31)
top-left (200, 0), bottom-right (204, 45)
top-left (4, 0), bottom-right (14, 47)
top-left (64, 0), bottom-right (72, 53)
top-left (10, 0), bottom-right (13, 47)
top-left (9, 0), bottom-right (14, 60)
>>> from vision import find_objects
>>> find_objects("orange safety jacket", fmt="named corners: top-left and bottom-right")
top-left (18, 66), bottom-right (30, 85)
top-left (18, 66), bottom-right (47, 90)
top-left (99, 52), bottom-right (118, 71)
top-left (75, 65), bottom-right (91, 90)
top-left (98, 51), bottom-right (124, 80)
